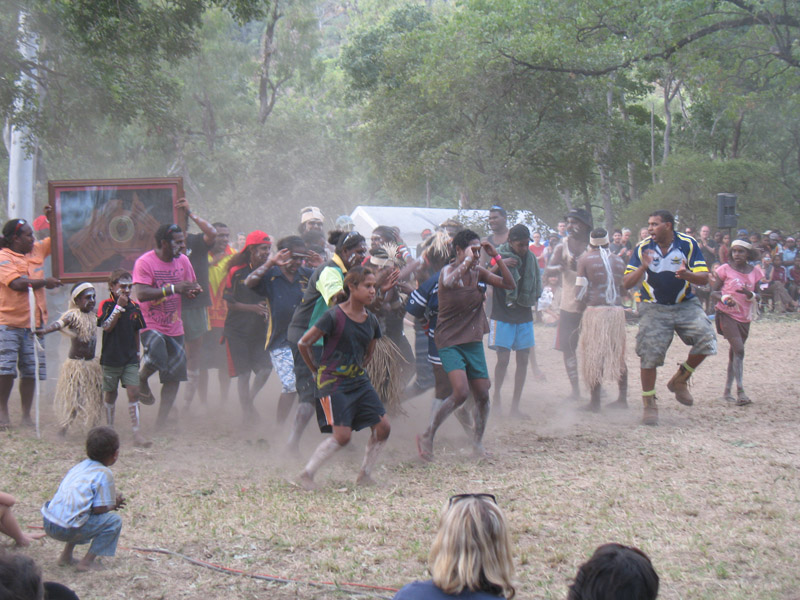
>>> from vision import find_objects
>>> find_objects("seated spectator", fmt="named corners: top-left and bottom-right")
top-left (787, 254), bottom-right (800, 301)
top-left (392, 493), bottom-right (515, 599)
top-left (0, 553), bottom-right (80, 600)
top-left (567, 543), bottom-right (659, 600)
top-left (766, 255), bottom-right (798, 312)
top-left (782, 236), bottom-right (797, 264)
top-left (0, 491), bottom-right (45, 546)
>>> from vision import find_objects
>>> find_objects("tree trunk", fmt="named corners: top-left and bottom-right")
top-left (258, 2), bottom-right (283, 125)
top-left (7, 10), bottom-right (39, 223)
top-left (731, 110), bottom-right (745, 159)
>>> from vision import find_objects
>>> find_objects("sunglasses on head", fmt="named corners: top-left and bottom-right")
top-left (342, 230), bottom-right (361, 245)
top-left (449, 493), bottom-right (497, 507)
top-left (13, 219), bottom-right (27, 235)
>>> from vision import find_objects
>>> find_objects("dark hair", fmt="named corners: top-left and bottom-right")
top-left (212, 222), bottom-right (228, 229)
top-left (591, 227), bottom-right (608, 239)
top-left (508, 223), bottom-right (530, 242)
top-left (332, 266), bottom-right (374, 304)
top-left (278, 235), bottom-right (305, 251)
top-left (154, 223), bottom-right (182, 246)
top-left (567, 543), bottom-right (659, 600)
top-left (452, 229), bottom-right (480, 251)
top-left (86, 426), bottom-right (120, 463)
top-left (227, 245), bottom-right (254, 273)
top-left (0, 219), bottom-right (30, 248)
top-left (613, 229), bottom-right (622, 235)
top-left (649, 210), bottom-right (674, 227)
top-left (108, 269), bottom-right (132, 285)
top-left (372, 226), bottom-right (398, 244)
top-left (329, 230), bottom-right (366, 255)
top-left (0, 553), bottom-right (43, 600)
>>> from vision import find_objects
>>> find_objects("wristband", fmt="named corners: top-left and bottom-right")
top-left (112, 304), bottom-right (125, 313)
top-left (171, 284), bottom-right (175, 295)
top-left (161, 286), bottom-right (167, 298)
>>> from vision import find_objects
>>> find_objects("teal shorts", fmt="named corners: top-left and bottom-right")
top-left (102, 363), bottom-right (139, 392)
top-left (438, 342), bottom-right (489, 380)
top-left (181, 307), bottom-right (210, 342)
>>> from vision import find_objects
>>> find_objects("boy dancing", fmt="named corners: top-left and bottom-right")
top-left (37, 283), bottom-right (102, 434)
top-left (97, 269), bottom-right (150, 447)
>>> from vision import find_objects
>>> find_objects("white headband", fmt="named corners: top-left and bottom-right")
top-left (71, 282), bottom-right (95, 301)
top-left (589, 235), bottom-right (609, 247)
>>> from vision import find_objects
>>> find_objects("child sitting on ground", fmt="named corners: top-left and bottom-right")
top-left (0, 491), bottom-right (45, 546)
top-left (37, 283), bottom-right (102, 434)
top-left (41, 426), bottom-right (126, 572)
top-left (97, 270), bottom-right (150, 447)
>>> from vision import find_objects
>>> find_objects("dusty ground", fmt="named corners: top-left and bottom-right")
top-left (2, 315), bottom-right (800, 600)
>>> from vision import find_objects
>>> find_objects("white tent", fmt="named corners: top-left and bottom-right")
top-left (349, 206), bottom-right (550, 251)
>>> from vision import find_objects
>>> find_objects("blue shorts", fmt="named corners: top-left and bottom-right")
top-left (0, 326), bottom-right (46, 379)
top-left (438, 342), bottom-right (489, 380)
top-left (488, 320), bottom-right (534, 351)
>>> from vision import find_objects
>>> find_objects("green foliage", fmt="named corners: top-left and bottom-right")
top-left (622, 151), bottom-right (797, 232)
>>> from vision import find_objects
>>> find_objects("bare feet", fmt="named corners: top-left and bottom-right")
top-left (355, 473), bottom-right (376, 487)
top-left (416, 434), bottom-right (433, 462)
top-left (20, 416), bottom-right (35, 428)
top-left (509, 409), bottom-right (531, 420)
top-left (138, 384), bottom-right (156, 406)
top-left (58, 556), bottom-right (79, 567)
top-left (15, 532), bottom-right (46, 547)
top-left (607, 399), bottom-right (628, 410)
top-left (297, 471), bottom-right (317, 491)
top-left (76, 560), bottom-right (105, 572)
top-left (532, 368), bottom-right (547, 382)
top-left (471, 443), bottom-right (492, 459)
top-left (133, 432), bottom-right (152, 448)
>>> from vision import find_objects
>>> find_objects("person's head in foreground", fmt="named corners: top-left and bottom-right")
top-left (0, 553), bottom-right (43, 600)
top-left (425, 493), bottom-right (515, 598)
top-left (567, 543), bottom-right (659, 600)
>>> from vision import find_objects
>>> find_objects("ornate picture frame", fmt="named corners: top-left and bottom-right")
top-left (48, 178), bottom-right (185, 283)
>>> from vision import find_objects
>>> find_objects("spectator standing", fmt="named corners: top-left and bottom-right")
top-left (0, 217), bottom-right (61, 429)
top-left (698, 224), bottom-right (717, 266)
top-left (176, 198), bottom-right (217, 408)
top-left (529, 231), bottom-right (546, 269)
top-left (298, 206), bottom-right (325, 236)
top-left (782, 236), bottom-right (797, 264)
top-left (133, 224), bottom-right (201, 429)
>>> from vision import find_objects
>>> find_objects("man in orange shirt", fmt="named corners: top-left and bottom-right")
top-left (0, 217), bottom-right (62, 428)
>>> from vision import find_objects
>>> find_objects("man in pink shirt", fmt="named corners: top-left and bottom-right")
top-left (133, 224), bottom-right (201, 429)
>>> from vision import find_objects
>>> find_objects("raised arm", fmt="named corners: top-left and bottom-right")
top-left (177, 197), bottom-right (217, 246)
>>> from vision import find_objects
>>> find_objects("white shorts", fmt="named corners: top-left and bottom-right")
top-left (269, 344), bottom-right (296, 393)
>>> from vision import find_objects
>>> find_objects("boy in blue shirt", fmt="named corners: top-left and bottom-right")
top-left (42, 426), bottom-right (125, 571)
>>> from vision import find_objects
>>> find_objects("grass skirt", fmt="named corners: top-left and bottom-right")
top-left (577, 306), bottom-right (627, 388)
top-left (365, 336), bottom-right (407, 416)
top-left (55, 358), bottom-right (103, 431)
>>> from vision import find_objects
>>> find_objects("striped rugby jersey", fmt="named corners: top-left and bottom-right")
top-left (625, 232), bottom-right (708, 304)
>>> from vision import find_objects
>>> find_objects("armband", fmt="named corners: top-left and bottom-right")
top-left (575, 276), bottom-right (588, 287)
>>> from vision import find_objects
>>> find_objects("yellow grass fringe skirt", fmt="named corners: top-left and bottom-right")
top-left (365, 336), bottom-right (407, 416)
top-left (577, 306), bottom-right (627, 389)
top-left (54, 358), bottom-right (103, 431)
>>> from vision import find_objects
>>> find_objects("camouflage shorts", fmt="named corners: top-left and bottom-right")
top-left (635, 297), bottom-right (717, 369)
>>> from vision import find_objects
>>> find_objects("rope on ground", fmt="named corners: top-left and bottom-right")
top-left (126, 546), bottom-right (398, 599)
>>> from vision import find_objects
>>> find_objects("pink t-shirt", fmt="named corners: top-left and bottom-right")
top-left (132, 250), bottom-right (196, 336)
top-left (714, 263), bottom-right (764, 323)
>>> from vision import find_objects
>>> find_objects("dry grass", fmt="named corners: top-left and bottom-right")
top-left (2, 316), bottom-right (800, 599)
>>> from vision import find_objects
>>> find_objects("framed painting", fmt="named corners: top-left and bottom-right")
top-left (48, 178), bottom-right (186, 283)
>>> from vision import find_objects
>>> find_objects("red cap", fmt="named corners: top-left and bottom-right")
top-left (33, 215), bottom-right (49, 232)
top-left (244, 230), bottom-right (271, 249)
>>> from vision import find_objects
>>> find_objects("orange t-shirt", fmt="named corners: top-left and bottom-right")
top-left (0, 238), bottom-right (51, 328)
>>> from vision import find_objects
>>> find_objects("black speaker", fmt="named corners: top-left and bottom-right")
top-left (716, 193), bottom-right (738, 229)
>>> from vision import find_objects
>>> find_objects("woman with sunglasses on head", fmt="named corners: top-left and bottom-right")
top-left (286, 230), bottom-right (368, 453)
top-left (393, 493), bottom-right (515, 599)
top-left (0, 214), bottom-right (62, 429)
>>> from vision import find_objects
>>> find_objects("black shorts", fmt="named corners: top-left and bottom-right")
top-left (226, 333), bottom-right (271, 377)
top-left (294, 343), bottom-right (322, 405)
top-left (315, 379), bottom-right (385, 433)
top-left (554, 310), bottom-right (582, 354)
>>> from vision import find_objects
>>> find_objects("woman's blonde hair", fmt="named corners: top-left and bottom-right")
top-left (429, 496), bottom-right (516, 599)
